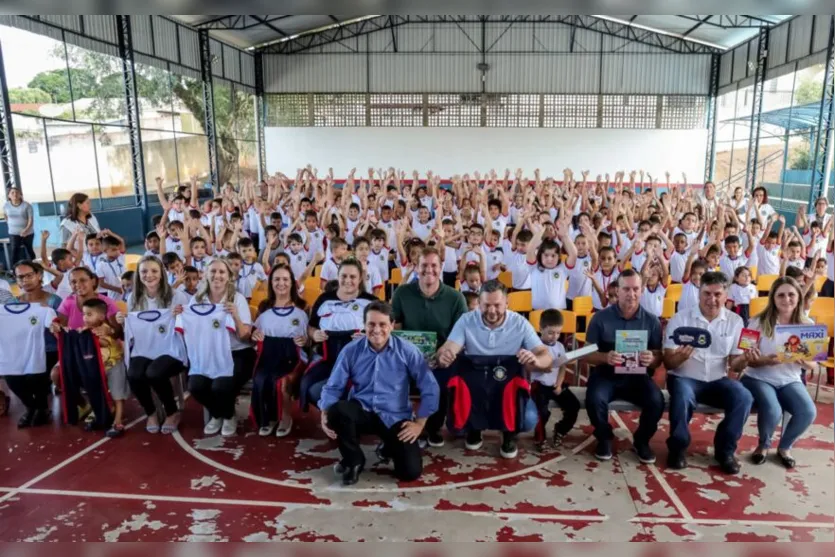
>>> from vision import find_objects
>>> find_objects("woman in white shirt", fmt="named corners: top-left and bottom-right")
top-left (116, 256), bottom-right (190, 435)
top-left (741, 277), bottom-right (817, 469)
top-left (59, 193), bottom-right (101, 246)
top-left (181, 258), bottom-right (254, 437)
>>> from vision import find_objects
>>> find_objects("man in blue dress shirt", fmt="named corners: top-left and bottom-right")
top-left (319, 300), bottom-right (440, 486)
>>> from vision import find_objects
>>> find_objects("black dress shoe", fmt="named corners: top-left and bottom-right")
top-left (750, 450), bottom-right (767, 465)
top-left (666, 451), bottom-right (688, 470)
top-left (32, 409), bottom-right (51, 426)
top-left (17, 411), bottom-right (35, 429)
top-left (777, 450), bottom-right (796, 469)
top-left (717, 455), bottom-right (741, 475)
top-left (342, 463), bottom-right (364, 486)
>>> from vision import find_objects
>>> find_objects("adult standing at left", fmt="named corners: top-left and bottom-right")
top-left (392, 247), bottom-right (468, 447)
top-left (59, 193), bottom-right (100, 246)
top-left (663, 271), bottom-right (755, 474)
top-left (4, 186), bottom-right (35, 264)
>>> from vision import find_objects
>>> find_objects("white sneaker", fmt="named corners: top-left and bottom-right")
top-left (221, 418), bottom-right (237, 437)
top-left (203, 417), bottom-right (222, 436)
top-left (275, 416), bottom-right (293, 438)
top-left (258, 422), bottom-right (276, 437)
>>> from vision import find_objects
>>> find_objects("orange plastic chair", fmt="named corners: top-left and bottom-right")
top-left (749, 297), bottom-right (768, 316)
top-left (528, 310), bottom-right (543, 332)
top-left (666, 283), bottom-right (683, 302)
top-left (116, 301), bottom-right (128, 314)
top-left (810, 296), bottom-right (834, 318)
top-left (302, 286), bottom-right (321, 308)
top-left (125, 253), bottom-right (141, 272)
top-left (389, 268), bottom-right (403, 285)
top-left (559, 310), bottom-right (577, 335)
top-left (313, 264), bottom-right (323, 277)
top-left (757, 274), bottom-right (778, 295)
top-left (572, 296), bottom-right (594, 317)
top-left (498, 271), bottom-right (513, 290)
top-left (815, 275), bottom-right (827, 292)
top-left (508, 290), bottom-right (532, 313)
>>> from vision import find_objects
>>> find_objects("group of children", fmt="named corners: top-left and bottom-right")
top-left (3, 166), bottom-right (833, 444)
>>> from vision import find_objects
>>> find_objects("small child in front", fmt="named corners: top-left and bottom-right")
top-left (81, 298), bottom-right (129, 438)
top-left (529, 309), bottom-right (580, 452)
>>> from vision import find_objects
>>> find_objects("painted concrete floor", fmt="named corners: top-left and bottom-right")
top-left (0, 381), bottom-right (833, 542)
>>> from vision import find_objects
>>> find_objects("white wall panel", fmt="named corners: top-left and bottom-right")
top-left (433, 23), bottom-right (481, 52)
top-left (812, 15), bottom-right (832, 53)
top-left (179, 26), bottom-right (200, 70)
top-left (265, 127), bottom-right (708, 179)
top-left (223, 44), bottom-right (241, 82)
top-left (83, 15), bottom-right (117, 45)
top-left (602, 55), bottom-right (710, 94)
top-left (152, 16), bottom-right (179, 62)
top-left (768, 24), bottom-right (788, 68)
top-left (747, 39), bottom-right (758, 77)
top-left (369, 54), bottom-right (481, 92)
top-left (788, 15), bottom-right (814, 61)
top-left (532, 25), bottom-right (572, 51)
top-left (131, 15), bottom-right (153, 55)
top-left (41, 15), bottom-right (81, 33)
top-left (719, 51), bottom-right (733, 86)
top-left (486, 54), bottom-right (599, 93)
top-left (210, 39), bottom-right (224, 77)
top-left (240, 53), bottom-right (255, 87)
top-left (264, 55), bottom-right (367, 92)
top-left (732, 44), bottom-right (749, 82)
top-left (601, 34), bottom-right (668, 54)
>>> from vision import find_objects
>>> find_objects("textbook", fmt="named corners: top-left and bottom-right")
top-left (561, 344), bottom-right (599, 365)
top-left (392, 330), bottom-right (438, 358)
top-left (775, 324), bottom-right (829, 363)
top-left (615, 330), bottom-right (648, 374)
top-left (737, 328), bottom-right (761, 351)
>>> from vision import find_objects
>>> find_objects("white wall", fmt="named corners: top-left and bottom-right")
top-left (265, 127), bottom-right (707, 180)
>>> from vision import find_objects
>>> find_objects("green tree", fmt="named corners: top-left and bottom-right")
top-left (794, 75), bottom-right (823, 105)
top-left (8, 87), bottom-right (51, 104)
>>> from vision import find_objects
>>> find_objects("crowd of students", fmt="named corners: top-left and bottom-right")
top-left (0, 168), bottom-right (832, 463)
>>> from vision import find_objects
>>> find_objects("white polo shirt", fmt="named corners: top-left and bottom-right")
top-left (664, 306), bottom-right (744, 382)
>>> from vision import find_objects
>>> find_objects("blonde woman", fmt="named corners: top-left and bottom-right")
top-left (741, 276), bottom-right (817, 469)
top-left (116, 256), bottom-right (189, 434)
top-left (178, 258), bottom-right (254, 437)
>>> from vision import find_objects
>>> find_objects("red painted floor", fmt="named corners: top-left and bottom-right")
top-left (0, 384), bottom-right (833, 541)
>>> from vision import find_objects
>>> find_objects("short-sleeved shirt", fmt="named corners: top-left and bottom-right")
top-left (189, 292), bottom-right (252, 351)
top-left (447, 309), bottom-right (543, 356)
top-left (586, 303), bottom-right (663, 376)
top-left (126, 290), bottom-right (190, 312)
top-left (663, 306), bottom-right (744, 382)
top-left (3, 200), bottom-right (33, 235)
top-left (391, 281), bottom-right (468, 345)
top-left (58, 294), bottom-right (119, 329)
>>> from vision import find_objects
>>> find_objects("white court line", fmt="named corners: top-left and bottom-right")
top-left (2, 486), bottom-right (829, 530)
top-left (173, 428), bottom-right (596, 494)
top-left (0, 412), bottom-right (148, 505)
top-left (611, 411), bottom-right (694, 521)
top-left (631, 516), bottom-right (835, 529)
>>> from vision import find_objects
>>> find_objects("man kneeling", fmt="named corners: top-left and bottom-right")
top-left (319, 301), bottom-right (440, 486)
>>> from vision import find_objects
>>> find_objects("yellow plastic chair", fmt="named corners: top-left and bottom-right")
top-left (815, 275), bottom-right (827, 292)
top-left (508, 290), bottom-right (532, 313)
top-left (249, 304), bottom-right (259, 321)
top-left (572, 296), bottom-right (594, 317)
top-left (125, 253), bottom-right (141, 272)
top-left (313, 264), bottom-right (323, 277)
top-left (810, 297), bottom-right (834, 318)
top-left (749, 297), bottom-right (768, 316)
top-left (529, 310), bottom-right (543, 332)
top-left (116, 301), bottom-right (128, 314)
top-left (757, 274), bottom-right (778, 295)
top-left (661, 298), bottom-right (676, 319)
top-left (498, 271), bottom-right (513, 290)
top-left (10, 283), bottom-right (21, 297)
top-left (666, 283), bottom-right (683, 302)
top-left (559, 310), bottom-right (577, 336)
top-left (302, 285), bottom-right (321, 308)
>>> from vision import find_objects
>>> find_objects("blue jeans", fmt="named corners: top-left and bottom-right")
top-left (667, 375), bottom-right (753, 459)
top-left (741, 376), bottom-right (817, 451)
top-left (585, 372), bottom-right (665, 445)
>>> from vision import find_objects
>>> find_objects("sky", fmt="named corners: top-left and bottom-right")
top-left (0, 25), bottom-right (68, 89)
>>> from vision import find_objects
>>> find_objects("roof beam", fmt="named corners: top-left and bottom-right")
top-left (677, 14), bottom-right (773, 29)
top-left (682, 15), bottom-right (712, 37)
top-left (259, 15), bottom-right (723, 55)
top-left (250, 15), bottom-right (289, 37)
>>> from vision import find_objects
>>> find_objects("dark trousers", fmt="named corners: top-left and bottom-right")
top-left (188, 348), bottom-right (256, 420)
top-left (9, 233), bottom-right (35, 265)
top-left (6, 372), bottom-right (51, 412)
top-left (127, 355), bottom-right (185, 417)
top-left (667, 375), bottom-right (753, 459)
top-left (585, 372), bottom-right (664, 445)
top-left (327, 399), bottom-right (423, 482)
top-left (424, 374), bottom-right (448, 437)
top-left (531, 383), bottom-right (580, 442)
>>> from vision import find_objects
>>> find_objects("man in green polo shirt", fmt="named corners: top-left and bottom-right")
top-left (392, 247), bottom-right (468, 448)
